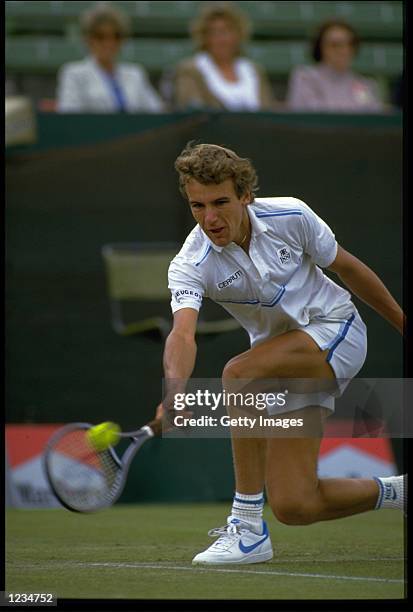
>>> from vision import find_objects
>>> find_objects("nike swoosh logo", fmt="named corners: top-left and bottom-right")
top-left (239, 534), bottom-right (269, 554)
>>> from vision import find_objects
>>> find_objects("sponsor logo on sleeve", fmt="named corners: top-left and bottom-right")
top-left (174, 289), bottom-right (203, 304)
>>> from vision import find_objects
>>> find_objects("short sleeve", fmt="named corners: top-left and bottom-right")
top-left (168, 255), bottom-right (205, 313)
top-left (298, 201), bottom-right (338, 268)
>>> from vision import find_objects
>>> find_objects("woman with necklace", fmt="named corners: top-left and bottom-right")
top-left (173, 4), bottom-right (276, 112)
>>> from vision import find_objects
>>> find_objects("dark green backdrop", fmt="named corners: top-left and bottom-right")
top-left (6, 112), bottom-right (403, 500)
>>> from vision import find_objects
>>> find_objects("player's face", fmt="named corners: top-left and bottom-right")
top-left (186, 179), bottom-right (251, 247)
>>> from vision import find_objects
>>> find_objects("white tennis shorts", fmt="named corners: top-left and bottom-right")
top-left (266, 308), bottom-right (367, 415)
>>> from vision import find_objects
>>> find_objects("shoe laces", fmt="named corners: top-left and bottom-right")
top-left (207, 522), bottom-right (244, 551)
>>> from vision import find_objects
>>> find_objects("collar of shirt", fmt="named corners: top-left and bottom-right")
top-left (88, 56), bottom-right (127, 112)
top-left (199, 202), bottom-right (267, 252)
top-left (88, 55), bottom-right (125, 84)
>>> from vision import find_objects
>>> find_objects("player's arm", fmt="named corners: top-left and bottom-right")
top-left (327, 245), bottom-right (405, 335)
top-left (164, 307), bottom-right (198, 383)
top-left (155, 307), bottom-right (199, 418)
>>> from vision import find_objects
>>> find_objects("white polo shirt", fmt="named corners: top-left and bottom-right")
top-left (168, 197), bottom-right (355, 347)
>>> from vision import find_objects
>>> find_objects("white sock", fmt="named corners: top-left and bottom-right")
top-left (373, 475), bottom-right (406, 511)
top-left (231, 491), bottom-right (264, 533)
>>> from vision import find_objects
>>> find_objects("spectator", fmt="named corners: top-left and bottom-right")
top-left (5, 77), bottom-right (18, 97)
top-left (56, 3), bottom-right (164, 113)
top-left (286, 19), bottom-right (384, 112)
top-left (172, 3), bottom-right (275, 111)
top-left (391, 73), bottom-right (403, 110)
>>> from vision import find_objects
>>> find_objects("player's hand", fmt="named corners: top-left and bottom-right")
top-left (155, 402), bottom-right (164, 420)
top-left (154, 401), bottom-right (193, 432)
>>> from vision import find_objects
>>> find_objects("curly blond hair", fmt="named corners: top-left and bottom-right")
top-left (80, 2), bottom-right (131, 38)
top-left (175, 142), bottom-right (258, 200)
top-left (190, 2), bottom-right (251, 53)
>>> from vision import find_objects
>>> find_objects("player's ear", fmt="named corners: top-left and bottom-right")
top-left (241, 190), bottom-right (252, 206)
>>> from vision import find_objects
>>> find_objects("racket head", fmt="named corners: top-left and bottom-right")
top-left (43, 423), bottom-right (124, 513)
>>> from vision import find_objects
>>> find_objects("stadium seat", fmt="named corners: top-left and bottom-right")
top-left (5, 1), bottom-right (403, 40)
top-left (102, 243), bottom-right (240, 339)
top-left (5, 96), bottom-right (37, 146)
top-left (5, 36), bottom-right (403, 79)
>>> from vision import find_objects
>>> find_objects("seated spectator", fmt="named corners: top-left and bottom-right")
top-left (391, 73), bottom-right (403, 110)
top-left (286, 19), bottom-right (383, 112)
top-left (172, 3), bottom-right (275, 111)
top-left (56, 4), bottom-right (163, 113)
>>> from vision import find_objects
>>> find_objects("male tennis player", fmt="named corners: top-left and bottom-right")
top-left (156, 142), bottom-right (406, 565)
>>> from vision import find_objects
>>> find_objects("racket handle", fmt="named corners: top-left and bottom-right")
top-left (141, 425), bottom-right (154, 438)
top-left (146, 419), bottom-right (163, 437)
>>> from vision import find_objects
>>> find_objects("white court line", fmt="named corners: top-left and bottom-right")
top-left (21, 550), bottom-right (403, 563)
top-left (16, 560), bottom-right (403, 584)
top-left (86, 562), bottom-right (405, 584)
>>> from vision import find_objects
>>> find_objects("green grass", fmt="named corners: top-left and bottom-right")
top-left (6, 504), bottom-right (405, 600)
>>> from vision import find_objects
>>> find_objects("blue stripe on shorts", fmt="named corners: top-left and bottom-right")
top-left (326, 314), bottom-right (356, 363)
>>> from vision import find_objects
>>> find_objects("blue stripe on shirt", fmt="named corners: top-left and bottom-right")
top-left (195, 245), bottom-right (212, 266)
top-left (262, 286), bottom-right (285, 307)
top-left (255, 210), bottom-right (303, 218)
top-left (216, 286), bottom-right (285, 307)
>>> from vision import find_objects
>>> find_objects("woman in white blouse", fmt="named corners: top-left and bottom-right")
top-left (56, 4), bottom-right (164, 113)
top-left (286, 19), bottom-right (383, 113)
top-left (173, 4), bottom-right (275, 111)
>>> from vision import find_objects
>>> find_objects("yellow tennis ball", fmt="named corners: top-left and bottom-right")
top-left (87, 422), bottom-right (120, 451)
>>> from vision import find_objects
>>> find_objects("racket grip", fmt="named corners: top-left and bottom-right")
top-left (146, 419), bottom-right (163, 437)
top-left (141, 425), bottom-right (155, 438)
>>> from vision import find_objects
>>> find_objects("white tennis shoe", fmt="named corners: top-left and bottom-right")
top-left (192, 517), bottom-right (273, 565)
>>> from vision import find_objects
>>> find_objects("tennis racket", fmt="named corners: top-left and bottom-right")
top-left (43, 419), bottom-right (162, 513)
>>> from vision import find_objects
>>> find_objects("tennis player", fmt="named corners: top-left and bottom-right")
top-left (156, 142), bottom-right (406, 565)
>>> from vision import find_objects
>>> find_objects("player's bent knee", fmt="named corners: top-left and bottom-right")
top-left (222, 357), bottom-right (248, 380)
top-left (269, 497), bottom-right (319, 526)
top-left (222, 351), bottom-right (283, 380)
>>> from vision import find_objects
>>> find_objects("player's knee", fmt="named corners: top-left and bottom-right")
top-left (222, 357), bottom-right (248, 380)
top-left (269, 497), bottom-right (319, 526)
top-left (223, 350), bottom-right (287, 381)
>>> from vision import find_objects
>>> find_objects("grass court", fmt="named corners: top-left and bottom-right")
top-left (6, 503), bottom-right (405, 600)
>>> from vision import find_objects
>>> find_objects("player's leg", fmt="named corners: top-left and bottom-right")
top-left (193, 329), bottom-right (328, 565)
top-left (224, 329), bottom-right (404, 521)
top-left (224, 328), bottom-right (333, 519)
top-left (264, 408), bottom-right (380, 525)
top-left (229, 436), bottom-right (266, 494)
top-left (223, 327), bottom-right (339, 379)
top-left (193, 328), bottom-right (405, 564)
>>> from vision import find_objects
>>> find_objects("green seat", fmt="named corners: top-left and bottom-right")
top-left (102, 243), bottom-right (240, 339)
top-left (5, 1), bottom-right (403, 40)
top-left (5, 36), bottom-right (403, 78)
top-left (5, 37), bottom-right (193, 74)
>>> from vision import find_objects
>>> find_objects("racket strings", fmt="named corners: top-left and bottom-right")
top-left (48, 429), bottom-right (121, 511)
top-left (55, 429), bottom-right (101, 469)
top-left (99, 448), bottom-right (122, 498)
